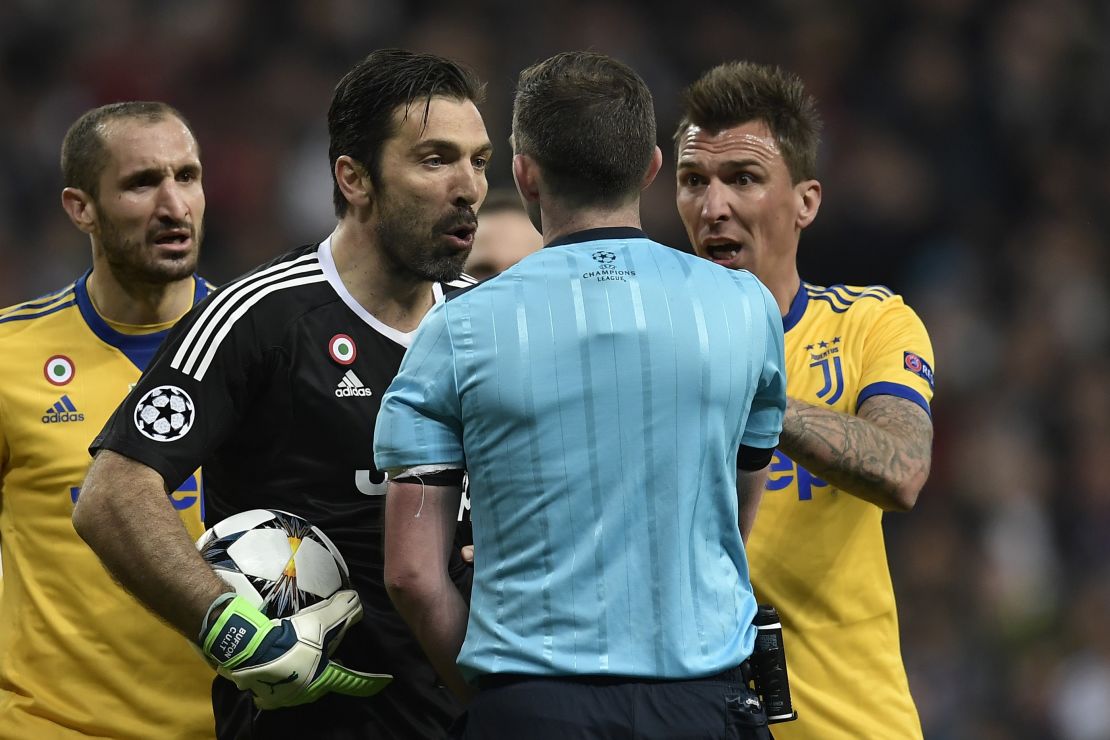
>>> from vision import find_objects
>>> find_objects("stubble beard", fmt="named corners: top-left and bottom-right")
top-left (98, 215), bottom-right (201, 287)
top-left (375, 197), bottom-right (473, 284)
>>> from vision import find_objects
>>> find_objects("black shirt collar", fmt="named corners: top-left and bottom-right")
top-left (545, 226), bottom-right (647, 249)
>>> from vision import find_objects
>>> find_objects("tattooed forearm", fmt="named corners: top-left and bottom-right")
top-left (778, 395), bottom-right (933, 511)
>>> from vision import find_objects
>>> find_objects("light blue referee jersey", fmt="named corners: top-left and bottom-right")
top-left (375, 227), bottom-right (786, 682)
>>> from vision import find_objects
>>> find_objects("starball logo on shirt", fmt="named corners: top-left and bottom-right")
top-left (582, 250), bottom-right (636, 283)
top-left (133, 385), bottom-right (195, 442)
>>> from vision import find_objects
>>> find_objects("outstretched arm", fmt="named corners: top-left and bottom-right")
top-left (72, 449), bottom-right (228, 637)
top-left (778, 394), bottom-right (932, 512)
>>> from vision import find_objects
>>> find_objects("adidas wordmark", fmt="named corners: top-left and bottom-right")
top-left (335, 369), bottom-right (373, 398)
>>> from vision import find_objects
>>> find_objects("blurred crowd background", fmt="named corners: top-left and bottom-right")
top-left (2, 1), bottom-right (1108, 737)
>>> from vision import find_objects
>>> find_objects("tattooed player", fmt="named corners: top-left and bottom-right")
top-left (674, 61), bottom-right (935, 740)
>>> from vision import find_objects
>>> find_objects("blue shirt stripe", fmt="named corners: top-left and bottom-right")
top-left (0, 298), bottom-right (77, 324)
top-left (856, 380), bottom-right (931, 417)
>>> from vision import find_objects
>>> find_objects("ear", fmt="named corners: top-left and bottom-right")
top-left (512, 154), bottom-right (541, 204)
top-left (61, 187), bottom-right (97, 235)
top-left (511, 154), bottom-right (543, 235)
top-left (795, 179), bottom-right (822, 230)
top-left (641, 146), bottom-right (663, 191)
top-left (335, 155), bottom-right (373, 213)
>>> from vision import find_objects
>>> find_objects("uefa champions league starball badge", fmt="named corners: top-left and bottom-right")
top-left (133, 385), bottom-right (195, 442)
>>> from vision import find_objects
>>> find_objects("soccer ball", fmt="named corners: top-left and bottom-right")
top-left (133, 385), bottom-right (195, 441)
top-left (196, 509), bottom-right (350, 619)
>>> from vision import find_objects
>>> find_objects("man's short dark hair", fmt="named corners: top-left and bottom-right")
top-left (328, 49), bottom-right (485, 217)
top-left (512, 51), bottom-right (656, 208)
top-left (674, 62), bottom-right (822, 183)
top-left (60, 101), bottom-right (195, 199)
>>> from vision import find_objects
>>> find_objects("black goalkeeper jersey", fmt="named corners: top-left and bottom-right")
top-left (93, 237), bottom-right (473, 740)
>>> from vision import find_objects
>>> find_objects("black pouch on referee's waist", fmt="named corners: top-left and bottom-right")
top-left (750, 604), bottom-right (798, 723)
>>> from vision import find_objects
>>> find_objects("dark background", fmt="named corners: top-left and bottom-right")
top-left (2, 2), bottom-right (1108, 737)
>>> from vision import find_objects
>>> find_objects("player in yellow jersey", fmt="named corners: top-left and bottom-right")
top-left (675, 63), bottom-right (934, 739)
top-left (0, 102), bottom-right (216, 739)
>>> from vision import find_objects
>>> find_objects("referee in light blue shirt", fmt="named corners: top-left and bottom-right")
top-left (376, 51), bottom-right (785, 740)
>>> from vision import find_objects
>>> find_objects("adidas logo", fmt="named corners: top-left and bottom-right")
top-left (335, 370), bottom-right (373, 398)
top-left (42, 395), bottom-right (85, 424)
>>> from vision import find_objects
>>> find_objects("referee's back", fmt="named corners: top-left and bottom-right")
top-left (442, 228), bottom-right (786, 681)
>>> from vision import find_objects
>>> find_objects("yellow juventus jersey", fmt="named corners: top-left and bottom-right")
top-left (0, 273), bottom-right (215, 739)
top-left (747, 283), bottom-right (934, 740)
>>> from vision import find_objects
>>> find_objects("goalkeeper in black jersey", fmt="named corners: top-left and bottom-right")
top-left (74, 49), bottom-right (492, 740)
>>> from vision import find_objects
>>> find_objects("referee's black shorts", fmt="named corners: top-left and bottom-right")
top-left (450, 663), bottom-right (772, 740)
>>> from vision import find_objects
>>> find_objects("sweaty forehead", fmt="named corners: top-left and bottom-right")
top-left (677, 121), bottom-right (781, 164)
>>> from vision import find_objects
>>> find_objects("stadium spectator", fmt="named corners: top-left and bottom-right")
top-left (72, 49), bottom-right (491, 739)
top-left (378, 50), bottom-right (784, 739)
top-left (0, 102), bottom-right (215, 739)
top-left (674, 61), bottom-right (935, 739)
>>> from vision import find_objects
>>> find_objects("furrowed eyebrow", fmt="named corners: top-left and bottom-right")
top-left (119, 167), bottom-right (165, 188)
top-left (414, 139), bottom-right (494, 156)
top-left (677, 157), bottom-right (763, 171)
top-left (414, 139), bottom-right (461, 153)
top-left (119, 159), bottom-right (201, 187)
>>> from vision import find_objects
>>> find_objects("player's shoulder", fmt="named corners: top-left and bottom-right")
top-left (190, 243), bottom-right (332, 326)
top-left (805, 282), bottom-right (907, 315)
top-left (227, 242), bottom-right (324, 288)
top-left (0, 282), bottom-right (80, 341)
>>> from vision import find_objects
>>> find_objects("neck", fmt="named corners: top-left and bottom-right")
top-left (329, 218), bottom-right (436, 334)
top-left (539, 199), bottom-right (644, 245)
top-left (86, 266), bottom-right (195, 325)
top-left (766, 270), bottom-right (802, 317)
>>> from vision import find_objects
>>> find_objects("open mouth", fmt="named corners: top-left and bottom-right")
top-left (445, 224), bottom-right (476, 249)
top-left (703, 240), bottom-right (743, 263)
top-left (152, 229), bottom-right (192, 248)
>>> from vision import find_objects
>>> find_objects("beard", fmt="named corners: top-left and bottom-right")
top-left (374, 192), bottom-right (476, 283)
top-left (98, 215), bottom-right (201, 286)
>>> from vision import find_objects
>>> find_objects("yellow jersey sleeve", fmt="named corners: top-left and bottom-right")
top-left (855, 297), bottom-right (935, 415)
top-left (750, 284), bottom-right (929, 740)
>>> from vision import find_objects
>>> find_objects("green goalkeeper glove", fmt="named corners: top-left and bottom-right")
top-left (199, 590), bottom-right (392, 709)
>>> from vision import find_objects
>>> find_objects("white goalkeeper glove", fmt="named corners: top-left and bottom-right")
top-left (199, 590), bottom-right (392, 709)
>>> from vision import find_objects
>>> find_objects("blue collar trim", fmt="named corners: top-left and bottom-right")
top-left (76, 271), bottom-right (210, 371)
top-left (782, 282), bottom-right (809, 333)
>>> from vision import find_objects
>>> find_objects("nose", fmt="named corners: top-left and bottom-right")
top-left (453, 162), bottom-right (485, 207)
top-left (701, 180), bottom-right (731, 224)
top-left (156, 180), bottom-right (191, 222)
